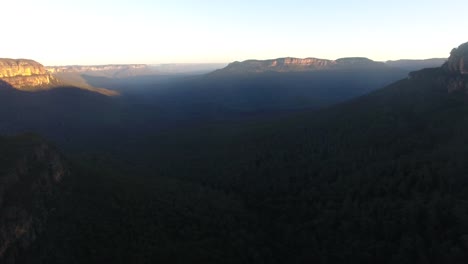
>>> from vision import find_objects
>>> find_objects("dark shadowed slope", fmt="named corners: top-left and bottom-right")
top-left (0, 134), bottom-right (67, 263)
top-left (42, 42), bottom-right (468, 264)
top-left (0, 81), bottom-right (130, 150)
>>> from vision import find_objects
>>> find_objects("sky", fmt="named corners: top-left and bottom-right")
top-left (1, 0), bottom-right (468, 65)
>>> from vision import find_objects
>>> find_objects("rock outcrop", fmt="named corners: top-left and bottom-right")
top-left (0, 59), bottom-right (59, 91)
top-left (443, 42), bottom-right (468, 75)
top-left (0, 135), bottom-right (67, 264)
top-left (408, 42), bottom-right (468, 93)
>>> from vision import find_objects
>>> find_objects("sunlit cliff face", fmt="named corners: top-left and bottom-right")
top-left (0, 59), bottom-right (57, 90)
top-left (0, 59), bottom-right (47, 78)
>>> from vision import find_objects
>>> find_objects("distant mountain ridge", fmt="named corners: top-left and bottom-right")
top-left (46, 63), bottom-right (227, 77)
top-left (46, 64), bottom-right (147, 74)
top-left (385, 58), bottom-right (446, 71)
top-left (213, 57), bottom-right (446, 75)
top-left (213, 57), bottom-right (379, 74)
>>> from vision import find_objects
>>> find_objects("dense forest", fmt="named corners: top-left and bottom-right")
top-left (10, 69), bottom-right (468, 263)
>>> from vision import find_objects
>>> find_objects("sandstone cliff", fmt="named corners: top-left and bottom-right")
top-left (0, 135), bottom-right (67, 264)
top-left (0, 59), bottom-right (59, 91)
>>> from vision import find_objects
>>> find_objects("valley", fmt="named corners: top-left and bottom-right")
top-left (2, 42), bottom-right (468, 264)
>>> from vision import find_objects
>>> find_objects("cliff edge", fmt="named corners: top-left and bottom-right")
top-left (0, 59), bottom-right (59, 91)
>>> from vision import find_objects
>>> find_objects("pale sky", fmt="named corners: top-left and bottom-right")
top-left (1, 0), bottom-right (467, 65)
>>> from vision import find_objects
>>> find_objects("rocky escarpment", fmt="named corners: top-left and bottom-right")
top-left (0, 59), bottom-right (59, 91)
top-left (0, 135), bottom-right (67, 264)
top-left (409, 42), bottom-right (468, 93)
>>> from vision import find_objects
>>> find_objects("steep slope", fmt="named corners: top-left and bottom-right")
top-left (0, 134), bottom-right (67, 263)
